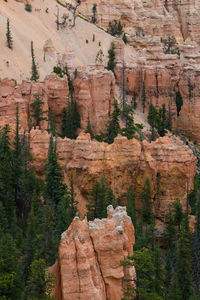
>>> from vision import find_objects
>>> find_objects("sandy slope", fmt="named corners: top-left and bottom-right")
top-left (0, 0), bottom-right (114, 82)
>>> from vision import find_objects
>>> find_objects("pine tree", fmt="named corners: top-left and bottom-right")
top-left (105, 99), bottom-right (120, 144)
top-left (193, 197), bottom-right (200, 295)
top-left (148, 104), bottom-right (159, 141)
top-left (141, 178), bottom-right (154, 225)
top-left (121, 105), bottom-right (135, 140)
top-left (159, 104), bottom-right (167, 136)
top-left (31, 94), bottom-right (47, 128)
top-left (26, 259), bottom-right (54, 300)
top-left (176, 214), bottom-right (193, 299)
top-left (44, 135), bottom-right (67, 209)
top-left (48, 112), bottom-right (57, 136)
top-left (56, 195), bottom-right (71, 236)
top-left (35, 204), bottom-right (58, 266)
top-left (23, 192), bottom-right (43, 281)
top-left (153, 243), bottom-right (164, 297)
top-left (68, 174), bottom-right (78, 220)
top-left (142, 81), bottom-right (146, 113)
top-left (175, 90), bottom-right (183, 117)
top-left (173, 198), bottom-right (183, 231)
top-left (12, 106), bottom-right (25, 217)
top-left (85, 113), bottom-right (94, 139)
top-left (30, 41), bottom-right (39, 81)
top-left (121, 248), bottom-right (161, 300)
top-left (168, 273), bottom-right (182, 300)
top-left (164, 210), bottom-right (176, 295)
top-left (61, 99), bottom-right (80, 139)
top-left (6, 18), bottom-right (13, 49)
top-left (126, 185), bottom-right (136, 228)
top-left (0, 125), bottom-right (17, 233)
top-left (0, 233), bottom-right (24, 299)
top-left (107, 42), bottom-right (116, 73)
top-left (131, 88), bottom-right (137, 110)
top-left (87, 176), bottom-right (114, 220)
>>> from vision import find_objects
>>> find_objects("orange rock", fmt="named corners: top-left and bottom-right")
top-left (29, 130), bottom-right (196, 221)
top-left (51, 206), bottom-right (135, 300)
top-left (0, 69), bottom-right (114, 135)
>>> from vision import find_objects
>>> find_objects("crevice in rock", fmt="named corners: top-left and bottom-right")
top-left (90, 232), bottom-right (108, 300)
top-left (74, 237), bottom-right (81, 300)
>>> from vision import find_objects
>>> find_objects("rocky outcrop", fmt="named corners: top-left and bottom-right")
top-left (77, 0), bottom-right (200, 43)
top-left (29, 130), bottom-right (196, 221)
top-left (0, 69), bottom-right (114, 135)
top-left (73, 66), bottom-right (115, 134)
top-left (50, 205), bottom-right (135, 300)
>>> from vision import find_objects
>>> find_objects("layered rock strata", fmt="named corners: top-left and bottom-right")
top-left (50, 205), bottom-right (135, 300)
top-left (29, 130), bottom-right (196, 221)
top-left (0, 68), bottom-right (114, 135)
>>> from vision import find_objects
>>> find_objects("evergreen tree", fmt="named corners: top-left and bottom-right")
top-left (85, 113), bottom-right (94, 139)
top-left (175, 90), bottom-right (183, 117)
top-left (131, 87), bottom-right (137, 110)
top-left (61, 99), bottom-right (80, 139)
top-left (142, 81), bottom-right (146, 113)
top-left (48, 111), bottom-right (57, 136)
top-left (164, 210), bottom-right (176, 295)
top-left (159, 104), bottom-right (167, 136)
top-left (12, 106), bottom-right (25, 218)
top-left (56, 195), bottom-right (71, 236)
top-left (122, 33), bottom-right (128, 44)
top-left (175, 214), bottom-right (193, 299)
top-left (173, 198), bottom-right (183, 231)
top-left (23, 192), bottom-right (43, 281)
top-left (44, 135), bottom-right (67, 209)
top-left (26, 259), bottom-right (54, 300)
top-left (153, 243), bottom-right (164, 297)
top-left (87, 176), bottom-right (114, 220)
top-left (121, 248), bottom-right (162, 300)
top-left (31, 94), bottom-right (47, 128)
top-left (0, 233), bottom-right (24, 299)
top-left (68, 174), bottom-right (78, 220)
top-left (30, 41), bottom-right (39, 81)
top-left (193, 197), bottom-right (200, 296)
top-left (6, 18), bottom-right (13, 49)
top-left (105, 99), bottom-right (120, 144)
top-left (91, 3), bottom-right (97, 24)
top-left (107, 42), bottom-right (116, 73)
top-left (0, 125), bottom-right (17, 233)
top-left (126, 185), bottom-right (136, 228)
top-left (168, 273), bottom-right (182, 300)
top-left (141, 178), bottom-right (154, 225)
top-left (148, 104), bottom-right (159, 141)
top-left (121, 105), bottom-right (135, 140)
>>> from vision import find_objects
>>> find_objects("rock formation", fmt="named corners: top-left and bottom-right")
top-left (29, 130), bottom-right (196, 221)
top-left (0, 69), bottom-right (114, 135)
top-left (50, 205), bottom-right (135, 300)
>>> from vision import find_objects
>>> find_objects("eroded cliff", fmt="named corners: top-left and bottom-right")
top-left (29, 129), bottom-right (196, 221)
top-left (49, 205), bottom-right (135, 300)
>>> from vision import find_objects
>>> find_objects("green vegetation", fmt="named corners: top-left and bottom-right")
top-left (106, 42), bottom-right (116, 73)
top-left (25, 3), bottom-right (32, 12)
top-left (105, 99), bottom-right (120, 144)
top-left (61, 98), bottom-right (80, 139)
top-left (6, 18), bottom-right (13, 49)
top-left (176, 90), bottom-right (183, 116)
top-left (86, 176), bottom-right (114, 220)
top-left (30, 41), bottom-right (39, 81)
top-left (30, 94), bottom-right (47, 129)
top-left (148, 103), bottom-right (167, 140)
top-left (107, 20), bottom-right (123, 36)
top-left (91, 4), bottom-right (97, 24)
